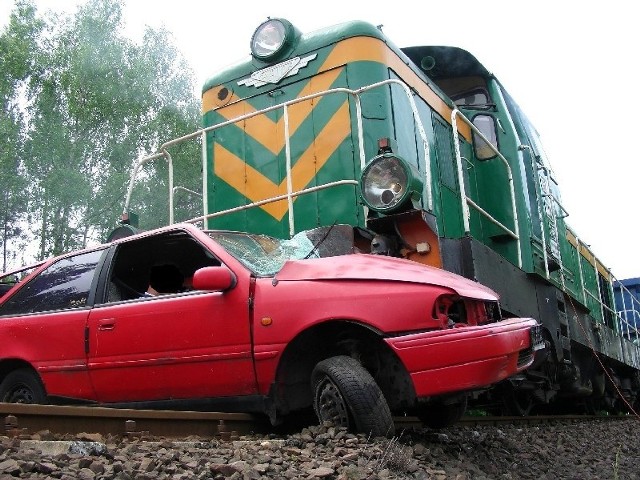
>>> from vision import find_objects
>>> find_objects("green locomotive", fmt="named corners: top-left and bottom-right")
top-left (127, 18), bottom-right (640, 414)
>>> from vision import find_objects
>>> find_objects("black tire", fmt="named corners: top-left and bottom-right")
top-left (417, 397), bottom-right (467, 429)
top-left (0, 368), bottom-right (46, 404)
top-left (501, 382), bottom-right (533, 416)
top-left (311, 355), bottom-right (394, 437)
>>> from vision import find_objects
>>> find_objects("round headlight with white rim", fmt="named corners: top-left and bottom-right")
top-left (360, 154), bottom-right (423, 213)
top-left (250, 18), bottom-right (296, 60)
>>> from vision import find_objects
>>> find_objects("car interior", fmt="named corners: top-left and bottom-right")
top-left (105, 231), bottom-right (221, 303)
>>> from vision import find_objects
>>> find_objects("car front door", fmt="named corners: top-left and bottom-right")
top-left (85, 230), bottom-right (257, 404)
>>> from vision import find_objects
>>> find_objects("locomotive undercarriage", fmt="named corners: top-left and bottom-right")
top-left (362, 214), bottom-right (640, 416)
top-left (488, 346), bottom-right (640, 416)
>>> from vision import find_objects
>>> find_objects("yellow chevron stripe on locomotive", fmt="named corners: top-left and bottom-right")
top-left (200, 24), bottom-right (469, 238)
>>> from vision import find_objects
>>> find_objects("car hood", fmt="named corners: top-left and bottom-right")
top-left (275, 254), bottom-right (498, 300)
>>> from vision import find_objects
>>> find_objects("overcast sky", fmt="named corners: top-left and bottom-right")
top-left (2, 0), bottom-right (638, 280)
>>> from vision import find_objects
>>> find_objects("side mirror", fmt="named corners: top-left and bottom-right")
top-left (192, 266), bottom-right (236, 291)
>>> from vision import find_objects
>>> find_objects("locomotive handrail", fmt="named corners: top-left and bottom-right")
top-left (574, 246), bottom-right (640, 343)
top-left (541, 190), bottom-right (570, 218)
top-left (571, 234), bottom-right (630, 338)
top-left (172, 185), bottom-right (201, 214)
top-left (450, 109), bottom-right (522, 269)
top-left (173, 186), bottom-right (200, 197)
top-left (519, 145), bottom-right (551, 279)
top-left (574, 236), bottom-right (589, 306)
top-left (123, 79), bottom-right (432, 234)
top-left (586, 287), bottom-right (639, 342)
top-left (120, 78), bottom-right (639, 347)
top-left (592, 255), bottom-right (606, 327)
top-left (185, 180), bottom-right (359, 226)
top-left (575, 282), bottom-right (630, 343)
top-left (616, 309), bottom-right (640, 340)
top-left (613, 279), bottom-right (640, 341)
top-left (123, 151), bottom-right (168, 220)
top-left (573, 234), bottom-right (608, 332)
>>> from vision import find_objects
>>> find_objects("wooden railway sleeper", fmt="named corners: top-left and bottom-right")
top-left (4, 414), bottom-right (29, 439)
top-left (124, 419), bottom-right (149, 439)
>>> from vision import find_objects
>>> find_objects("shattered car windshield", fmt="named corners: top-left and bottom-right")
top-left (207, 225), bottom-right (354, 276)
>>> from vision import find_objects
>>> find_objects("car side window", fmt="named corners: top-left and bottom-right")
top-left (0, 250), bottom-right (104, 316)
top-left (103, 230), bottom-right (221, 303)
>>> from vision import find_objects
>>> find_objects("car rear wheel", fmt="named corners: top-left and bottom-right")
top-left (311, 355), bottom-right (394, 437)
top-left (0, 368), bottom-right (46, 403)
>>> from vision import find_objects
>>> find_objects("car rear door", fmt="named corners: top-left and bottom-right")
top-left (0, 249), bottom-right (106, 400)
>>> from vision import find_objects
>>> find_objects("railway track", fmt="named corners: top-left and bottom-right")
top-left (1, 403), bottom-right (632, 440)
top-left (1, 403), bottom-right (267, 440)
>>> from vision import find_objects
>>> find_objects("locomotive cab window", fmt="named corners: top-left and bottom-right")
top-left (436, 76), bottom-right (493, 110)
top-left (472, 114), bottom-right (499, 160)
top-left (452, 89), bottom-right (490, 109)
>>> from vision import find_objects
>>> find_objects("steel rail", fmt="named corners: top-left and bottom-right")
top-left (1, 403), bottom-right (266, 439)
top-left (395, 414), bottom-right (635, 430)
top-left (3, 404), bottom-right (634, 440)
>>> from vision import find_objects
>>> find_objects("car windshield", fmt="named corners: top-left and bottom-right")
top-left (207, 225), bottom-right (355, 276)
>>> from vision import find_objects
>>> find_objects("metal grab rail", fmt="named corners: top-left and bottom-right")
top-left (586, 286), bottom-right (640, 343)
top-left (173, 186), bottom-right (200, 197)
top-left (613, 279), bottom-right (640, 342)
top-left (185, 180), bottom-right (359, 226)
top-left (122, 79), bottom-right (432, 234)
top-left (118, 75), bottom-right (639, 349)
top-left (450, 109), bottom-right (522, 268)
top-left (573, 234), bottom-right (610, 333)
top-left (574, 231), bottom-right (639, 342)
top-left (521, 143), bottom-right (570, 281)
top-left (616, 309), bottom-right (640, 339)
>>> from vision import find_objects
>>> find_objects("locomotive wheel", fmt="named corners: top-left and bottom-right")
top-left (417, 396), bottom-right (468, 429)
top-left (583, 397), bottom-right (604, 415)
top-left (0, 368), bottom-right (46, 404)
top-left (501, 382), bottom-right (533, 416)
top-left (311, 355), bottom-right (394, 437)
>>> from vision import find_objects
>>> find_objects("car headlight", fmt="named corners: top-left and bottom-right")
top-left (250, 18), bottom-right (298, 61)
top-left (360, 154), bottom-right (423, 212)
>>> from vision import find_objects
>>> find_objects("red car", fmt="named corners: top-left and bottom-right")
top-left (0, 223), bottom-right (542, 436)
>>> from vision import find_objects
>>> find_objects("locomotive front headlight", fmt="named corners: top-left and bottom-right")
top-left (360, 154), bottom-right (423, 213)
top-left (250, 18), bottom-right (298, 61)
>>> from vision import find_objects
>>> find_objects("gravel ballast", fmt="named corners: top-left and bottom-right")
top-left (1, 418), bottom-right (638, 479)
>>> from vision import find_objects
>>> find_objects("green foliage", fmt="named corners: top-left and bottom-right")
top-left (0, 0), bottom-right (42, 271)
top-left (1, 0), bottom-right (200, 268)
top-left (466, 408), bottom-right (489, 417)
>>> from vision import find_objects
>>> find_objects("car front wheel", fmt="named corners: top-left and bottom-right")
top-left (311, 355), bottom-right (394, 437)
top-left (0, 368), bottom-right (46, 404)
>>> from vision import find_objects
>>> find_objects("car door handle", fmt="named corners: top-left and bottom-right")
top-left (98, 319), bottom-right (116, 331)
